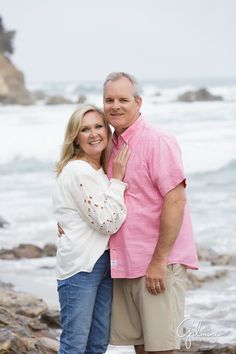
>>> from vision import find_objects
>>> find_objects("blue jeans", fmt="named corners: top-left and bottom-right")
top-left (57, 250), bottom-right (112, 354)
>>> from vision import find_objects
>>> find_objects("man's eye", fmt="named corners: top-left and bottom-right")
top-left (120, 98), bottom-right (129, 103)
top-left (96, 125), bottom-right (103, 129)
top-left (105, 99), bottom-right (113, 103)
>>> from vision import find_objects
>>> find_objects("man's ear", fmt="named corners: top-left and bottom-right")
top-left (136, 96), bottom-right (142, 110)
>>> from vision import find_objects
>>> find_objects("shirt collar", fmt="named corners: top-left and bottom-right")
top-left (112, 114), bottom-right (145, 147)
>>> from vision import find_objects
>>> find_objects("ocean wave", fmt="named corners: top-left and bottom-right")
top-left (190, 159), bottom-right (236, 178)
top-left (27, 80), bottom-right (236, 103)
top-left (189, 159), bottom-right (236, 190)
top-left (0, 157), bottom-right (54, 174)
top-left (1, 156), bottom-right (236, 178)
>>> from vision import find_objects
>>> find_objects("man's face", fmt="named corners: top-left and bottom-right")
top-left (103, 77), bottom-right (142, 135)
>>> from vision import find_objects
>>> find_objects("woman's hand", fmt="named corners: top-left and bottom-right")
top-left (57, 222), bottom-right (65, 237)
top-left (112, 144), bottom-right (131, 181)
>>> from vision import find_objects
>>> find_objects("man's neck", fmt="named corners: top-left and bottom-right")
top-left (115, 127), bottom-right (127, 136)
top-left (115, 114), bottom-right (140, 136)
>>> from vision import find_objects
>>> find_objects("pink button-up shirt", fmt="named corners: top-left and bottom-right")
top-left (108, 116), bottom-right (198, 278)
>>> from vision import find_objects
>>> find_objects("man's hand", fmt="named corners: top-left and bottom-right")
top-left (145, 259), bottom-right (167, 295)
top-left (57, 223), bottom-right (65, 237)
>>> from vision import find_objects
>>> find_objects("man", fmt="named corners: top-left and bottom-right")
top-left (103, 72), bottom-right (198, 354)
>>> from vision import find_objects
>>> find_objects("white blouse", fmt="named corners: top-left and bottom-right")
top-left (53, 160), bottom-right (127, 280)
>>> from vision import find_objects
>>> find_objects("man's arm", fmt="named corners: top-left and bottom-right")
top-left (145, 182), bottom-right (186, 295)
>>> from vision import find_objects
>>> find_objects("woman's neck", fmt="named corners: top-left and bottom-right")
top-left (80, 155), bottom-right (101, 170)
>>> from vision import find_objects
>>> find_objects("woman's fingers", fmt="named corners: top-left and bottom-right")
top-left (112, 144), bottom-right (131, 181)
top-left (122, 145), bottom-right (131, 164)
top-left (115, 144), bottom-right (130, 163)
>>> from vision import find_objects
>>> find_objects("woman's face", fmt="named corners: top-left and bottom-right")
top-left (75, 111), bottom-right (108, 159)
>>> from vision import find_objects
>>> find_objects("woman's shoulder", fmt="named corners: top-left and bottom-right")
top-left (63, 160), bottom-right (90, 174)
top-left (63, 160), bottom-right (105, 178)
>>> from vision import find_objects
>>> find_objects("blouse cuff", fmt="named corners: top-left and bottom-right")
top-left (110, 178), bottom-right (128, 191)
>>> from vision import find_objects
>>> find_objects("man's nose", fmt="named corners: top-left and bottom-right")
top-left (112, 100), bottom-right (120, 110)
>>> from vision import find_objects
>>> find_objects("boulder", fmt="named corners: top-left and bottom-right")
top-left (0, 283), bottom-right (59, 353)
top-left (41, 310), bottom-right (60, 329)
top-left (180, 341), bottom-right (236, 353)
top-left (0, 54), bottom-right (34, 105)
top-left (0, 215), bottom-right (9, 228)
top-left (42, 243), bottom-right (57, 257)
top-left (0, 243), bottom-right (57, 260)
top-left (186, 268), bottom-right (228, 290)
top-left (197, 245), bottom-right (236, 266)
top-left (177, 88), bottom-right (223, 102)
top-left (34, 337), bottom-right (59, 353)
top-left (31, 89), bottom-right (48, 101)
top-left (0, 287), bottom-right (48, 317)
top-left (77, 94), bottom-right (87, 104)
top-left (46, 96), bottom-right (73, 105)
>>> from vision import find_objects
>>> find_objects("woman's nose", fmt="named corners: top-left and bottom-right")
top-left (90, 129), bottom-right (97, 137)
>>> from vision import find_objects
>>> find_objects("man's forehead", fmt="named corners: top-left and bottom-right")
top-left (104, 79), bottom-right (135, 96)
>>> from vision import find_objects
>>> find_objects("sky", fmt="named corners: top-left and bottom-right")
top-left (0, 0), bottom-right (236, 83)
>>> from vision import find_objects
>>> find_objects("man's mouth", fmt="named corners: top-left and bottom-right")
top-left (110, 113), bottom-right (123, 116)
top-left (89, 140), bottom-right (101, 145)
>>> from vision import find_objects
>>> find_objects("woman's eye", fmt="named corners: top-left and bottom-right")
top-left (96, 125), bottom-right (103, 129)
top-left (81, 128), bottom-right (89, 132)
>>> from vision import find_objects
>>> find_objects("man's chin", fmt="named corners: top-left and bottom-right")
top-left (107, 119), bottom-right (122, 127)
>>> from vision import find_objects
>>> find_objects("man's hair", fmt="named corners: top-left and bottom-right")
top-left (103, 72), bottom-right (141, 98)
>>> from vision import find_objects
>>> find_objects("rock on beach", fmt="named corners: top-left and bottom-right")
top-left (177, 88), bottom-right (223, 102)
top-left (0, 281), bottom-right (59, 353)
top-left (0, 243), bottom-right (57, 260)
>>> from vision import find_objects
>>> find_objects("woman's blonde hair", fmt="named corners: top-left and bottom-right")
top-left (55, 104), bottom-right (112, 176)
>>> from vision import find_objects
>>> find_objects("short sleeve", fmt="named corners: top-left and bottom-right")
top-left (148, 134), bottom-right (186, 196)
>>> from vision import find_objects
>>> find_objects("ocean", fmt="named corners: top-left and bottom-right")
top-left (0, 78), bottom-right (236, 351)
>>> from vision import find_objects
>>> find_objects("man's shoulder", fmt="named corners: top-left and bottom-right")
top-left (141, 121), bottom-right (177, 145)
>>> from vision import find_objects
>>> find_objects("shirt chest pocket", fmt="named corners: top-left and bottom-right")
top-left (124, 158), bottom-right (150, 193)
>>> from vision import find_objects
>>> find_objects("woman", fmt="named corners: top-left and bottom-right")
top-left (53, 104), bottom-right (130, 354)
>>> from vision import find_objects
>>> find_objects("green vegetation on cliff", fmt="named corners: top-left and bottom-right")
top-left (0, 16), bottom-right (15, 55)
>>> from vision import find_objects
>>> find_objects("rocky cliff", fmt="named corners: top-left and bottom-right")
top-left (0, 54), bottom-right (34, 105)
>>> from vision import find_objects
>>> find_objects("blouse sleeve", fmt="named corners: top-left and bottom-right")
top-left (68, 166), bottom-right (127, 235)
